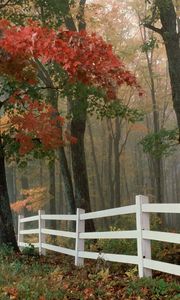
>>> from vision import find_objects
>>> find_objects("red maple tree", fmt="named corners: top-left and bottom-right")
top-left (0, 19), bottom-right (142, 155)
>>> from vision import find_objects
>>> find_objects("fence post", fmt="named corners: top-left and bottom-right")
top-left (38, 210), bottom-right (46, 255)
top-left (136, 195), bottom-right (152, 278)
top-left (75, 208), bottom-right (85, 266)
top-left (18, 215), bottom-right (24, 250)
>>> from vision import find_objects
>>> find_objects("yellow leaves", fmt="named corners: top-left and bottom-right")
top-left (49, 267), bottom-right (64, 283)
top-left (0, 114), bottom-right (11, 134)
top-left (97, 267), bottom-right (110, 281)
top-left (125, 266), bottom-right (138, 280)
top-left (0, 109), bottom-right (20, 134)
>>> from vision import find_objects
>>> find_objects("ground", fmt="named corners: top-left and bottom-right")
top-left (0, 246), bottom-right (179, 300)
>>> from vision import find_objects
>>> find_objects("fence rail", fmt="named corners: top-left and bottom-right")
top-left (18, 195), bottom-right (180, 278)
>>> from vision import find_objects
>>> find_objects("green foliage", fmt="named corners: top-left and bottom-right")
top-left (34, 0), bottom-right (74, 28)
top-left (89, 215), bottom-right (179, 270)
top-left (88, 98), bottom-right (144, 122)
top-left (21, 244), bottom-right (38, 256)
top-left (0, 244), bottom-right (14, 258)
top-left (89, 225), bottom-right (137, 256)
top-left (140, 128), bottom-right (179, 158)
top-left (0, 247), bottom-right (179, 300)
top-left (126, 277), bottom-right (180, 299)
top-left (141, 36), bottom-right (158, 52)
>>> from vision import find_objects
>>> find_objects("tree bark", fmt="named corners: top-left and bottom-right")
top-left (71, 113), bottom-right (95, 232)
top-left (36, 61), bottom-right (76, 216)
top-left (107, 121), bottom-right (114, 207)
top-left (62, 0), bottom-right (95, 231)
top-left (145, 0), bottom-right (180, 138)
top-left (140, 23), bottom-right (165, 204)
top-left (49, 161), bottom-right (57, 229)
top-left (0, 138), bottom-right (19, 250)
top-left (87, 119), bottom-right (106, 210)
top-left (58, 148), bottom-right (76, 214)
top-left (114, 117), bottom-right (121, 207)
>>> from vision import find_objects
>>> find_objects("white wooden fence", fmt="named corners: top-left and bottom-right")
top-left (18, 195), bottom-right (180, 278)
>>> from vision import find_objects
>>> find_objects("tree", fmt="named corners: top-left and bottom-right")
top-left (143, 0), bottom-right (180, 140)
top-left (0, 15), bottom-right (142, 247)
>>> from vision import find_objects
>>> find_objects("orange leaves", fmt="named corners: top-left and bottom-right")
top-left (11, 186), bottom-right (48, 213)
top-left (10, 198), bottom-right (29, 213)
top-left (3, 286), bottom-right (18, 299)
top-left (8, 96), bottom-right (65, 155)
top-left (2, 92), bottom-right (76, 156)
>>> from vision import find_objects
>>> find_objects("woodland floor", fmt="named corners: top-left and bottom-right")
top-left (0, 247), bottom-right (179, 300)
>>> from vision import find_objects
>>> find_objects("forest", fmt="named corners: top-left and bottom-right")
top-left (0, 0), bottom-right (179, 299)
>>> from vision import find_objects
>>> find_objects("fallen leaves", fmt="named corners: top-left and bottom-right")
top-left (0, 252), bottom-right (179, 300)
top-left (3, 286), bottom-right (18, 299)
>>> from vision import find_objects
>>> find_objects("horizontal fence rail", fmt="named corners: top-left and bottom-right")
top-left (80, 205), bottom-right (136, 220)
top-left (18, 195), bottom-right (180, 278)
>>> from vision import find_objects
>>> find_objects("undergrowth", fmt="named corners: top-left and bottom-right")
top-left (0, 244), bottom-right (179, 300)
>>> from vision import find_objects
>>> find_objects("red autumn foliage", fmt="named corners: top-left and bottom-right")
top-left (8, 95), bottom-right (65, 155)
top-left (0, 19), bottom-right (142, 98)
top-left (0, 19), bottom-right (142, 155)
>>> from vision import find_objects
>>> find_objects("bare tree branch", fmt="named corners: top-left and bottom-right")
top-left (144, 23), bottom-right (163, 35)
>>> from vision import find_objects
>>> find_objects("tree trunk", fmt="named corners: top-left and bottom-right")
top-left (60, 0), bottom-right (95, 231)
top-left (49, 161), bottom-right (57, 229)
top-left (114, 117), bottom-right (121, 207)
top-left (6, 165), bottom-right (16, 203)
top-left (58, 148), bottom-right (76, 214)
top-left (158, 0), bottom-right (180, 135)
top-left (0, 139), bottom-right (19, 250)
top-left (36, 67), bottom-right (77, 216)
top-left (140, 24), bottom-right (165, 204)
top-left (87, 119), bottom-right (106, 210)
top-left (146, 0), bottom-right (180, 137)
top-left (107, 120), bottom-right (114, 207)
top-left (71, 115), bottom-right (95, 232)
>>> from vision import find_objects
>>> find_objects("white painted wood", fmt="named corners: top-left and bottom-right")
top-left (144, 259), bottom-right (180, 277)
top-left (20, 229), bottom-right (39, 235)
top-left (18, 198), bottom-right (180, 279)
top-left (80, 205), bottom-right (136, 220)
top-left (41, 228), bottom-right (76, 239)
top-left (19, 242), bottom-right (39, 248)
top-left (41, 243), bottom-right (75, 256)
top-left (142, 203), bottom-right (180, 213)
top-left (143, 230), bottom-right (180, 244)
top-left (80, 230), bottom-right (138, 239)
top-left (136, 195), bottom-right (152, 278)
top-left (41, 214), bottom-right (76, 221)
top-left (75, 208), bottom-right (85, 266)
top-left (18, 215), bottom-right (24, 250)
top-left (20, 215), bottom-right (39, 223)
top-left (38, 210), bottom-right (46, 255)
top-left (78, 251), bottom-right (139, 265)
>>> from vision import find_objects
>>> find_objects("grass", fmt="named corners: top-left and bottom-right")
top-left (0, 245), bottom-right (179, 300)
